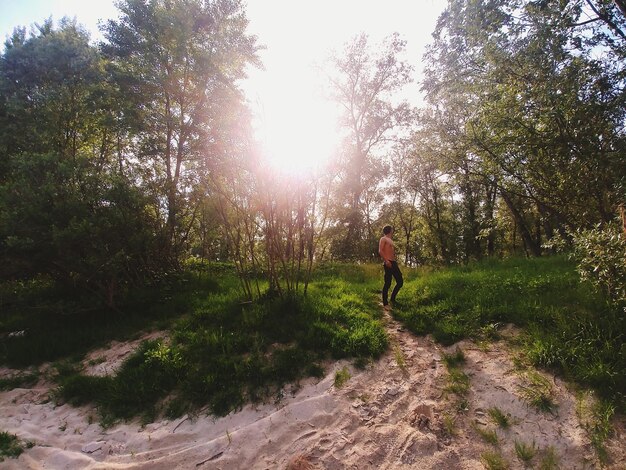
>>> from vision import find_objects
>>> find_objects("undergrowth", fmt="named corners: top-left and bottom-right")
top-left (51, 264), bottom-right (387, 422)
top-left (392, 256), bottom-right (625, 412)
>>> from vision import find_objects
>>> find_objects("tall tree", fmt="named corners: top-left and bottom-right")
top-left (328, 33), bottom-right (414, 260)
top-left (102, 0), bottom-right (260, 263)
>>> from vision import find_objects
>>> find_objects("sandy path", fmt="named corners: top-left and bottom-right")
top-left (1, 310), bottom-right (624, 469)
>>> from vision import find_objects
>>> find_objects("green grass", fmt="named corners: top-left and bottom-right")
top-left (473, 422), bottom-right (499, 445)
top-left (442, 348), bottom-right (466, 368)
top-left (0, 265), bottom-right (219, 368)
top-left (0, 431), bottom-right (24, 461)
top-left (480, 450), bottom-right (509, 470)
top-left (392, 256), bottom-right (625, 411)
top-left (52, 264), bottom-right (387, 422)
top-left (539, 446), bottom-right (559, 470)
top-left (518, 371), bottom-right (557, 413)
top-left (334, 366), bottom-right (351, 388)
top-left (487, 407), bottom-right (511, 428)
top-left (442, 347), bottom-right (470, 396)
top-left (0, 371), bottom-right (39, 391)
top-left (514, 440), bottom-right (536, 466)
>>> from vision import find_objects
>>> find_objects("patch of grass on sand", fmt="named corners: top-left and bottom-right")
top-left (473, 422), bottom-right (499, 445)
top-left (518, 371), bottom-right (557, 413)
top-left (480, 450), bottom-right (509, 470)
top-left (538, 446), bottom-right (559, 470)
top-left (0, 431), bottom-right (24, 461)
top-left (334, 366), bottom-right (351, 389)
top-left (56, 264), bottom-right (388, 422)
top-left (392, 256), bottom-right (625, 413)
top-left (514, 440), bottom-right (536, 466)
top-left (442, 348), bottom-right (470, 396)
top-left (487, 407), bottom-right (511, 428)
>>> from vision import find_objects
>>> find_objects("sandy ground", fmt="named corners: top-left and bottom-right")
top-left (1, 312), bottom-right (624, 469)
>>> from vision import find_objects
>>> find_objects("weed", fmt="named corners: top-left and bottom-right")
top-left (445, 368), bottom-right (470, 396)
top-left (480, 450), bottom-right (509, 470)
top-left (473, 422), bottom-right (499, 445)
top-left (0, 372), bottom-right (39, 391)
top-left (393, 344), bottom-right (407, 373)
top-left (226, 429), bottom-right (232, 445)
top-left (334, 366), bottom-right (351, 389)
top-left (514, 440), bottom-right (536, 466)
top-left (392, 256), bottom-right (626, 411)
top-left (539, 446), bottom-right (559, 470)
top-left (0, 431), bottom-right (24, 461)
top-left (589, 400), bottom-right (614, 464)
top-left (442, 413), bottom-right (457, 436)
top-left (442, 348), bottom-right (466, 368)
top-left (487, 407), bottom-right (511, 428)
top-left (456, 398), bottom-right (470, 412)
top-left (518, 371), bottom-right (557, 413)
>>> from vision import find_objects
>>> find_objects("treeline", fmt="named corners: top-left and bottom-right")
top-left (1, 0), bottom-right (625, 306)
top-left (0, 1), bottom-right (260, 305)
top-left (380, 0), bottom-right (626, 266)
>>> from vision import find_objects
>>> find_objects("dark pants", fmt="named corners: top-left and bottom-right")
top-left (382, 261), bottom-right (403, 305)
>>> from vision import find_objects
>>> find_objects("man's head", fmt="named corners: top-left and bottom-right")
top-left (383, 225), bottom-right (393, 236)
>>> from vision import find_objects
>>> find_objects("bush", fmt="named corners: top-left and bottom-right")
top-left (571, 223), bottom-right (626, 310)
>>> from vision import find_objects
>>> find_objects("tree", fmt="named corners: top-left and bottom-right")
top-left (420, 0), bottom-right (626, 257)
top-left (327, 33), bottom-right (414, 260)
top-left (0, 19), bottom-right (162, 305)
top-left (102, 0), bottom-right (260, 263)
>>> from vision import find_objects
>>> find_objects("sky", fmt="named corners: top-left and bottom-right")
top-left (0, 0), bottom-right (448, 171)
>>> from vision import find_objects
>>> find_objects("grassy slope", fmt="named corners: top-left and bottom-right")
top-left (1, 256), bottom-right (623, 423)
top-left (393, 256), bottom-right (625, 409)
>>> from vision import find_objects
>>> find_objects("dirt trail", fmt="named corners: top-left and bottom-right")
top-left (1, 310), bottom-right (624, 469)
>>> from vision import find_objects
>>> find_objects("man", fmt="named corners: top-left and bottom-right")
top-left (379, 225), bottom-right (403, 308)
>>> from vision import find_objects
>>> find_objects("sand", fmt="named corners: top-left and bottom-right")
top-left (1, 312), bottom-right (624, 469)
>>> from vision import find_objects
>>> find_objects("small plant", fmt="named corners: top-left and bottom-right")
top-left (0, 431), bottom-right (24, 461)
top-left (480, 450), bottom-right (509, 470)
top-left (539, 446), bottom-right (559, 470)
top-left (487, 407), bottom-right (511, 428)
top-left (456, 398), bottom-right (470, 412)
top-left (518, 371), bottom-right (556, 413)
top-left (0, 372), bottom-right (39, 391)
top-left (473, 422), bottom-right (499, 445)
top-left (589, 400), bottom-right (614, 464)
top-left (479, 322), bottom-right (502, 341)
top-left (226, 429), bottom-right (232, 445)
top-left (442, 413), bottom-right (457, 436)
top-left (445, 368), bottom-right (470, 396)
top-left (514, 440), bottom-right (536, 466)
top-left (393, 344), bottom-right (407, 374)
top-left (334, 366), bottom-right (351, 389)
top-left (442, 348), bottom-right (466, 368)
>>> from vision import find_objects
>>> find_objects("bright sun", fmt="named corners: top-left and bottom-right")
top-left (252, 88), bottom-right (339, 176)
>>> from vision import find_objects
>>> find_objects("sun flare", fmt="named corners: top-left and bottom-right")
top-left (254, 95), bottom-right (339, 176)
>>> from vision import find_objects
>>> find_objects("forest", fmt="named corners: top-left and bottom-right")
top-left (0, 0), bottom-right (625, 468)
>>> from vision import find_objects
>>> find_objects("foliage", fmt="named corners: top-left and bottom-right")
top-left (56, 265), bottom-right (387, 421)
top-left (514, 440), bottom-right (537, 465)
top-left (327, 33), bottom-right (414, 261)
top-left (570, 223), bottom-right (626, 309)
top-left (487, 407), bottom-right (511, 428)
top-left (0, 431), bottom-right (23, 461)
top-left (334, 366), bottom-right (351, 388)
top-left (0, 268), bottom-right (217, 367)
top-left (393, 256), bottom-right (626, 409)
top-left (480, 450), bottom-right (508, 470)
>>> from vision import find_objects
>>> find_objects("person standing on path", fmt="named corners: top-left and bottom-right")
top-left (379, 225), bottom-right (403, 308)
